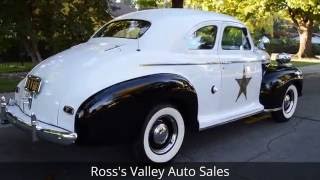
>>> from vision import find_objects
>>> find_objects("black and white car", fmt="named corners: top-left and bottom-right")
top-left (0, 9), bottom-right (303, 163)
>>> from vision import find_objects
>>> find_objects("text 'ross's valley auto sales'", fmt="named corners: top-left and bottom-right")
top-left (91, 165), bottom-right (230, 179)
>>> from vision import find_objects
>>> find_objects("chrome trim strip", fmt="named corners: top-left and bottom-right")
top-left (142, 60), bottom-right (263, 66)
top-left (104, 44), bottom-right (124, 51)
top-left (141, 62), bottom-right (220, 66)
top-left (263, 107), bottom-right (282, 112)
top-left (221, 60), bottom-right (264, 64)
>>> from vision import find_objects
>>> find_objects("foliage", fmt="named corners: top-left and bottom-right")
top-left (184, 0), bottom-right (276, 41)
top-left (134, 0), bottom-right (172, 9)
top-left (265, 38), bottom-right (320, 55)
top-left (0, 0), bottom-right (111, 62)
top-left (184, 0), bottom-right (320, 57)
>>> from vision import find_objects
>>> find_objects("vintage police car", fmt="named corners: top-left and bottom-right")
top-left (0, 9), bottom-right (303, 163)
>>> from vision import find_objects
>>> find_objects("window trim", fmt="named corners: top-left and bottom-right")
top-left (189, 25), bottom-right (218, 50)
top-left (221, 26), bottom-right (252, 51)
top-left (92, 19), bottom-right (151, 39)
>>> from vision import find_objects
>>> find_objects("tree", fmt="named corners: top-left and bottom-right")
top-left (268, 0), bottom-right (320, 58)
top-left (185, 0), bottom-right (275, 40)
top-left (0, 0), bottom-right (43, 63)
top-left (133, 0), bottom-right (175, 9)
top-left (135, 0), bottom-right (159, 9)
top-left (172, 0), bottom-right (184, 8)
top-left (0, 0), bottom-right (111, 63)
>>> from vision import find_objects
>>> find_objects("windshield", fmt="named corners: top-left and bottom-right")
top-left (93, 20), bottom-right (151, 39)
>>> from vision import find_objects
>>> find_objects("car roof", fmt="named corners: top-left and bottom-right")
top-left (115, 8), bottom-right (241, 24)
top-left (111, 9), bottom-right (245, 51)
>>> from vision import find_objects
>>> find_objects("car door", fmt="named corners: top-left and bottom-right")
top-left (217, 22), bottom-right (264, 123)
top-left (182, 21), bottom-right (223, 129)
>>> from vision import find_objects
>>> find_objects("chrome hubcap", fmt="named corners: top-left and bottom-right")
top-left (149, 115), bottom-right (178, 155)
top-left (283, 90), bottom-right (294, 114)
top-left (152, 123), bottom-right (169, 145)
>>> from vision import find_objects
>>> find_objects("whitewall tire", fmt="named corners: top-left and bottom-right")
top-left (272, 84), bottom-right (298, 122)
top-left (135, 105), bottom-right (185, 163)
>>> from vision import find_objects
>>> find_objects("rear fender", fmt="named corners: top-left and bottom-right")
top-left (75, 73), bottom-right (198, 144)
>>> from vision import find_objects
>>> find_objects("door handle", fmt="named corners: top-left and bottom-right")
top-left (221, 61), bottom-right (231, 64)
top-left (211, 85), bottom-right (218, 94)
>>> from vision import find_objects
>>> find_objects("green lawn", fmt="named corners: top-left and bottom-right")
top-left (0, 62), bottom-right (35, 73)
top-left (0, 78), bottom-right (21, 93)
top-left (291, 61), bottom-right (319, 67)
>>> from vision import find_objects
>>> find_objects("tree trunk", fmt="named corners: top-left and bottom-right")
top-left (31, 38), bottom-right (42, 62)
top-left (172, 0), bottom-right (183, 8)
top-left (22, 36), bottom-right (42, 63)
top-left (297, 23), bottom-right (313, 58)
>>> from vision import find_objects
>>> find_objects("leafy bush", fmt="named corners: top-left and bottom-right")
top-left (265, 38), bottom-right (320, 55)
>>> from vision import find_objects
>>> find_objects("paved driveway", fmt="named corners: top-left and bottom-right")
top-left (0, 71), bottom-right (319, 162)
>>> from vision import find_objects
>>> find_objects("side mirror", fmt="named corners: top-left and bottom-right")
top-left (257, 36), bottom-right (270, 50)
top-left (257, 41), bottom-right (265, 50)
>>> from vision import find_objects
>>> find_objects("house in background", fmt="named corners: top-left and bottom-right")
top-left (107, 0), bottom-right (172, 14)
top-left (291, 33), bottom-right (320, 45)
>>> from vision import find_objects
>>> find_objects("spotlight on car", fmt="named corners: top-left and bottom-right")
top-left (276, 53), bottom-right (292, 66)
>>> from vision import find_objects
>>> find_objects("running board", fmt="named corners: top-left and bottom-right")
top-left (199, 109), bottom-right (263, 131)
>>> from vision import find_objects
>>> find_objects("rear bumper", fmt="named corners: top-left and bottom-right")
top-left (1, 99), bottom-right (77, 145)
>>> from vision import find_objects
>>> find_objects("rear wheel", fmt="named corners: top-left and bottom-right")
top-left (272, 84), bottom-right (298, 122)
top-left (134, 104), bottom-right (185, 163)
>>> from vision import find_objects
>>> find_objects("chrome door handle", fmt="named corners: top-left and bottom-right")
top-left (222, 61), bottom-right (231, 64)
top-left (211, 85), bottom-right (218, 94)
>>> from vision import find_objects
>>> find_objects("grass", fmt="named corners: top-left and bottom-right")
top-left (270, 53), bottom-right (320, 67)
top-left (0, 62), bottom-right (35, 73)
top-left (0, 78), bottom-right (21, 93)
top-left (271, 59), bottom-right (320, 67)
top-left (291, 61), bottom-right (319, 67)
top-left (0, 62), bottom-right (34, 92)
top-left (270, 61), bottom-right (319, 67)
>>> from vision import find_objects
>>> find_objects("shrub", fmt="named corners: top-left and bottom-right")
top-left (265, 37), bottom-right (320, 55)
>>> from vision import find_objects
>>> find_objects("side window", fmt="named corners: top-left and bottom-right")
top-left (222, 26), bottom-right (251, 50)
top-left (189, 25), bottom-right (217, 50)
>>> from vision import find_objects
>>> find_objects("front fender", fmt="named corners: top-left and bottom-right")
top-left (75, 73), bottom-right (198, 145)
top-left (260, 64), bottom-right (303, 109)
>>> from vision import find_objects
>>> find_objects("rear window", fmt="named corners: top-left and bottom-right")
top-left (93, 20), bottom-right (151, 39)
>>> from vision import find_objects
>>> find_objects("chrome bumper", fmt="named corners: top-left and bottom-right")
top-left (0, 97), bottom-right (77, 145)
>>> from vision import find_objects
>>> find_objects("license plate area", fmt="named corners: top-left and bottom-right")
top-left (25, 75), bottom-right (42, 94)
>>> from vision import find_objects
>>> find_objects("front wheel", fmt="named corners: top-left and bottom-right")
top-left (135, 105), bottom-right (185, 163)
top-left (272, 84), bottom-right (298, 122)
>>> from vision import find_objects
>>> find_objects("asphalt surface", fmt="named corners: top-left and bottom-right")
top-left (0, 72), bottom-right (320, 162)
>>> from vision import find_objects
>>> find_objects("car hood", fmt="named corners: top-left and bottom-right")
top-left (15, 38), bottom-right (142, 129)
